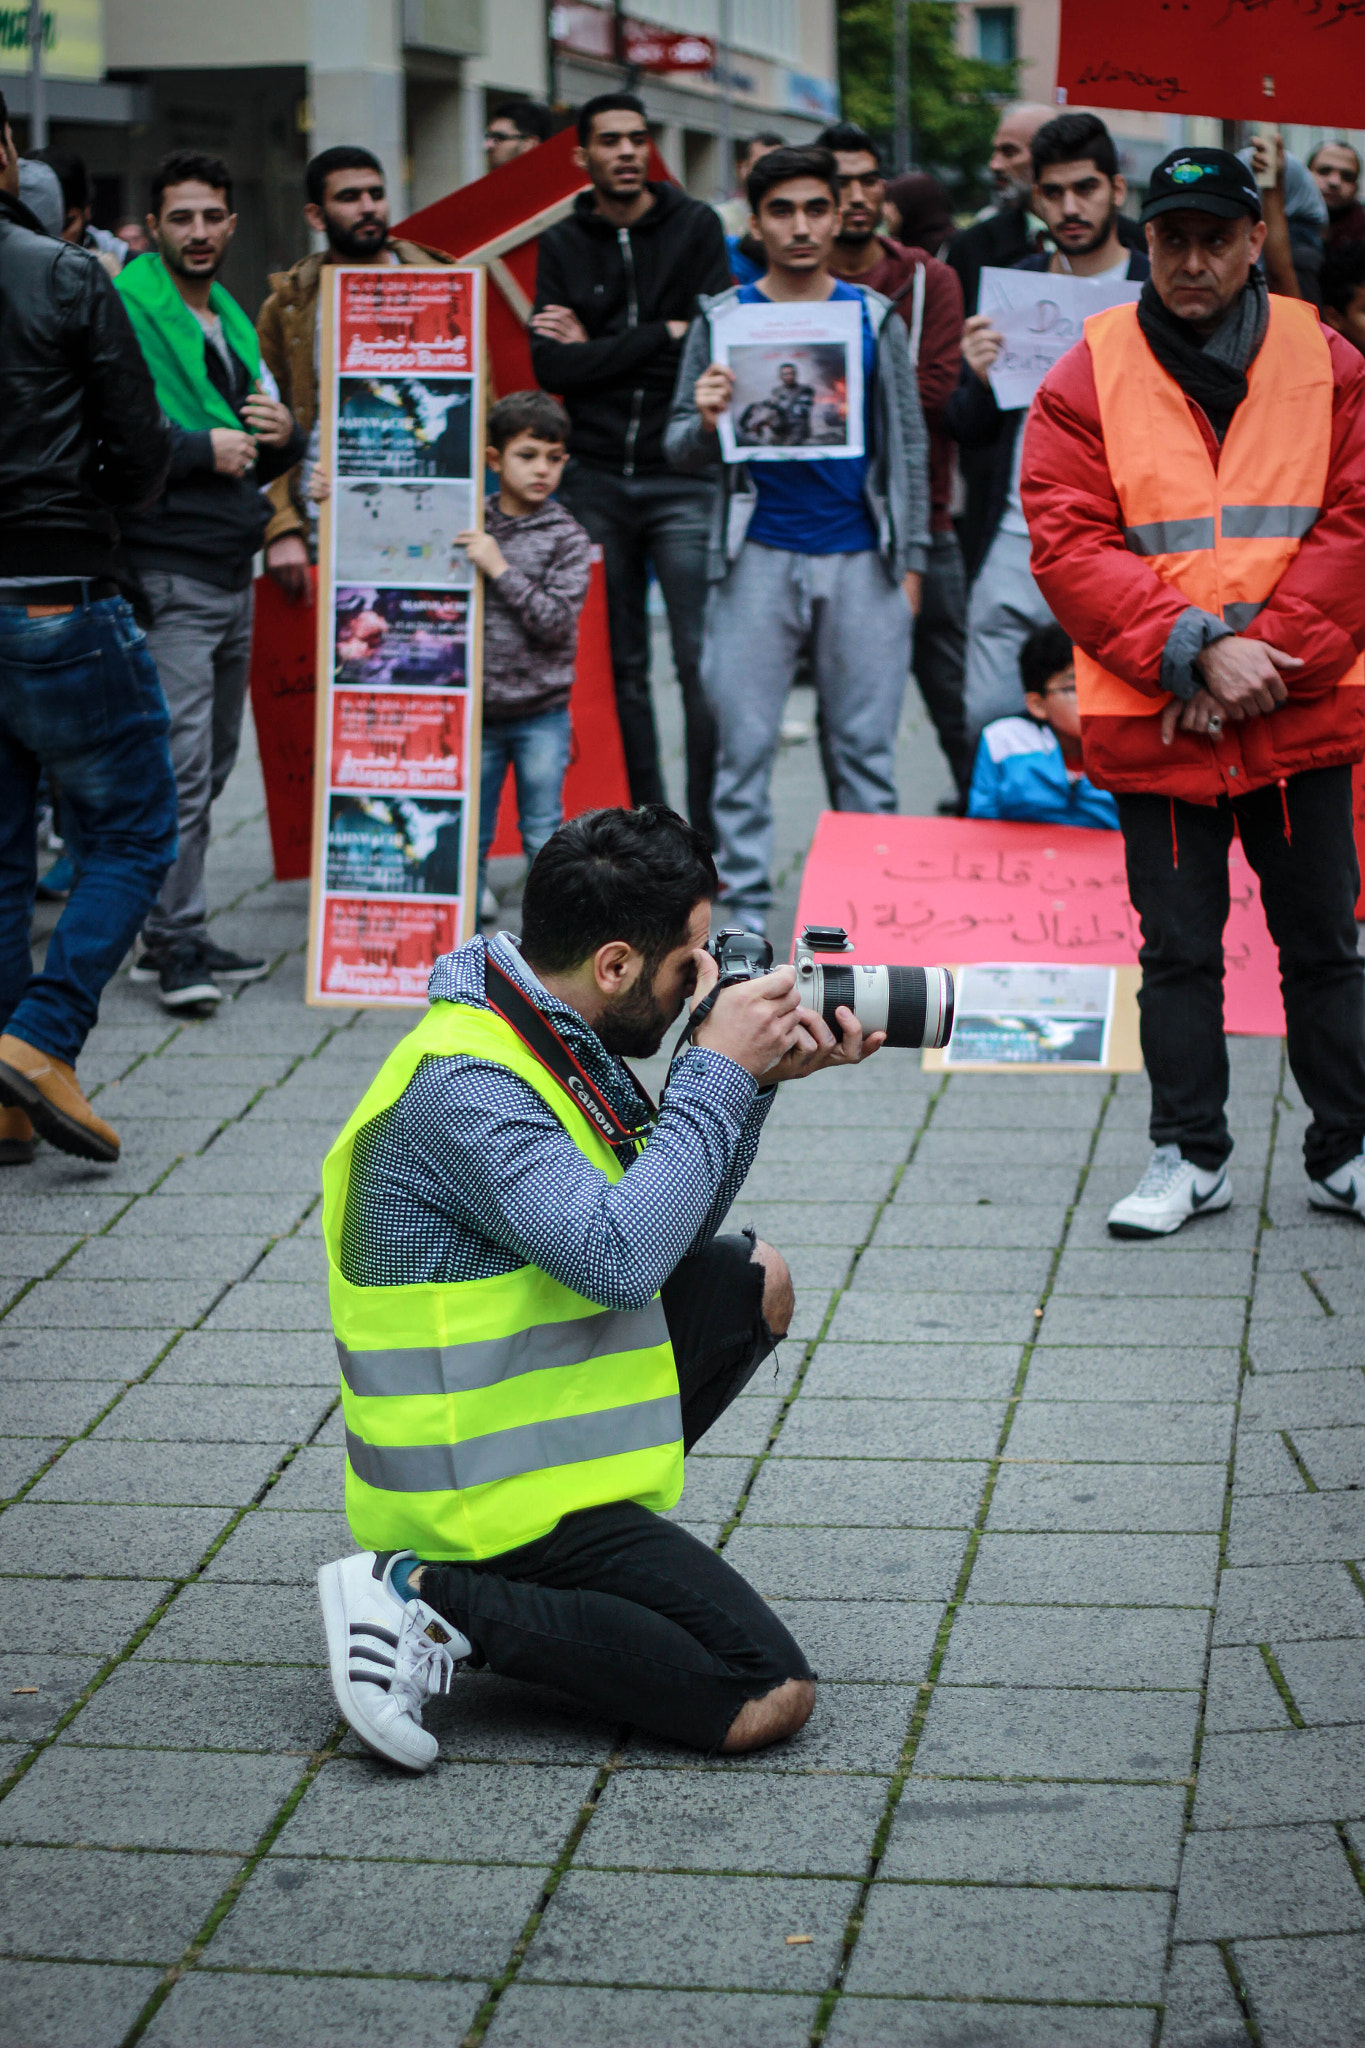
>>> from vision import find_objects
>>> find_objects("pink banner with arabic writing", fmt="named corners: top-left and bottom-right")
top-left (793, 814), bottom-right (1285, 1036)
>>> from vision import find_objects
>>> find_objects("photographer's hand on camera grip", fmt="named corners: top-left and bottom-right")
top-left (687, 958), bottom-right (812, 1081)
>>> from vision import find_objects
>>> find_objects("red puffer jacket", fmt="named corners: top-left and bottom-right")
top-left (1021, 305), bottom-right (1365, 803)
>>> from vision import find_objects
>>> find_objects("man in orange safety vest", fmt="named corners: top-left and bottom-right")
top-left (1022, 147), bottom-right (1365, 1236)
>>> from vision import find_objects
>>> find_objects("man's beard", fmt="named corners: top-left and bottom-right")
top-left (993, 171), bottom-right (1032, 210)
top-left (1329, 196), bottom-right (1356, 220)
top-left (1052, 207), bottom-right (1118, 257)
top-left (324, 214), bottom-right (388, 258)
top-left (595, 974), bottom-right (676, 1059)
top-left (835, 220), bottom-right (876, 248)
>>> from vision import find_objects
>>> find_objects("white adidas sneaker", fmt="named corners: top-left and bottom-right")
top-left (318, 1550), bottom-right (469, 1772)
top-left (1308, 1152), bottom-right (1365, 1218)
top-left (1107, 1144), bottom-right (1233, 1239)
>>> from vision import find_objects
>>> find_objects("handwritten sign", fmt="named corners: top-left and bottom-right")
top-left (792, 813), bottom-right (1285, 1036)
top-left (1057, 0), bottom-right (1365, 130)
top-left (979, 267), bottom-right (1141, 412)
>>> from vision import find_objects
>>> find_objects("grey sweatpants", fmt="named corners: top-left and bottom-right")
top-left (140, 570), bottom-right (253, 950)
top-left (962, 525), bottom-right (1056, 744)
top-left (700, 543), bottom-right (912, 931)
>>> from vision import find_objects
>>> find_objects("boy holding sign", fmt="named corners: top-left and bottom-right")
top-left (457, 394), bottom-right (592, 920)
top-left (666, 145), bottom-right (930, 934)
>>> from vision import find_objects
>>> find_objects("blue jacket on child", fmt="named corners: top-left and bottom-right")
top-left (967, 716), bottom-right (1119, 831)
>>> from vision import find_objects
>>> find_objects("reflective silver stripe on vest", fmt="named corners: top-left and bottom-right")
top-left (345, 1392), bottom-right (683, 1492)
top-left (1221, 504), bottom-right (1319, 540)
top-left (1223, 600), bottom-right (1266, 631)
top-left (338, 1300), bottom-right (669, 1400)
top-left (1123, 517), bottom-right (1216, 557)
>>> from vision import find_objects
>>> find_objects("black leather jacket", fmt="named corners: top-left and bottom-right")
top-left (0, 189), bottom-right (171, 580)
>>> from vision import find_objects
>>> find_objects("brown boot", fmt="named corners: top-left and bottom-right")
top-left (0, 1105), bottom-right (34, 1166)
top-left (0, 1035), bottom-right (119, 1164)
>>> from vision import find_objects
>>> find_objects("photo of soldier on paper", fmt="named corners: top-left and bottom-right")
top-left (728, 342), bottom-right (850, 450)
top-left (337, 377), bottom-right (473, 480)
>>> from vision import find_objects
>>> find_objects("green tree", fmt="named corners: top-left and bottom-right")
top-left (838, 0), bottom-right (1017, 202)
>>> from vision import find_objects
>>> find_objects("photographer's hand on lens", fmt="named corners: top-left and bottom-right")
top-left (764, 1004), bottom-right (885, 1083)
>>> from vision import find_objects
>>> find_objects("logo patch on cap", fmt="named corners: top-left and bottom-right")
top-left (1171, 162), bottom-right (1207, 185)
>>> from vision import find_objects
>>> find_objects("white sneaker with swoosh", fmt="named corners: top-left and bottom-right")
top-left (1108, 1145), bottom-right (1232, 1238)
top-left (1308, 1152), bottom-right (1365, 1218)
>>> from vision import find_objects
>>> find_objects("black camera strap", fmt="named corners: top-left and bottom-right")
top-left (482, 955), bottom-right (656, 1170)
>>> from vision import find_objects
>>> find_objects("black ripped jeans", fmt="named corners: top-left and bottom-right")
top-left (1118, 764), bottom-right (1365, 1178)
top-left (420, 1234), bottom-right (811, 1754)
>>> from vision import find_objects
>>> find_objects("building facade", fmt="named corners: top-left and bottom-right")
top-left (1, 0), bottom-right (838, 309)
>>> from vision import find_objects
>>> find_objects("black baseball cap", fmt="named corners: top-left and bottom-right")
top-left (1140, 147), bottom-right (1262, 225)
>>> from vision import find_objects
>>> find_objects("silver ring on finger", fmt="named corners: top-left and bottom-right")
top-left (1207, 713), bottom-right (1223, 736)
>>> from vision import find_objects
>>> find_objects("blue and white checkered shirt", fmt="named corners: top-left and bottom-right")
top-left (340, 931), bottom-right (774, 1309)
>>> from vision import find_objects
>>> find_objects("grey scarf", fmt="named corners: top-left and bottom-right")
top-left (1137, 269), bottom-right (1270, 441)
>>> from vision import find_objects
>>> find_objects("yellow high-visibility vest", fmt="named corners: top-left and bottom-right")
top-left (321, 1000), bottom-right (683, 1561)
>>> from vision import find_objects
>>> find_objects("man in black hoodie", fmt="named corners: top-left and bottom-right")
top-left (530, 93), bottom-right (733, 837)
top-left (116, 152), bottom-right (304, 1015)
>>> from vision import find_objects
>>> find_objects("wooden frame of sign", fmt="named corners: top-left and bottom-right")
top-left (305, 265), bottom-right (487, 1007)
top-left (922, 965), bottom-right (1143, 1074)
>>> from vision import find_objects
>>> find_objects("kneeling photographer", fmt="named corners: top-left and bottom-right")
top-left (318, 804), bottom-right (888, 1772)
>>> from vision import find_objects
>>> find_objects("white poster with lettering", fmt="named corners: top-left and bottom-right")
top-left (978, 266), bottom-right (1142, 411)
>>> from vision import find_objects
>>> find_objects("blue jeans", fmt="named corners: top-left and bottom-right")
top-left (477, 707), bottom-right (572, 907)
top-left (0, 595), bottom-right (178, 1065)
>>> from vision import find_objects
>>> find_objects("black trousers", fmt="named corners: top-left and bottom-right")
top-left (421, 1235), bottom-right (811, 1754)
top-left (913, 532), bottom-right (974, 805)
top-left (556, 462), bottom-right (718, 841)
top-left (1118, 764), bottom-right (1365, 1178)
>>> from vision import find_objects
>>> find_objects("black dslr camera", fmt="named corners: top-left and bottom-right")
top-left (704, 925), bottom-right (954, 1051)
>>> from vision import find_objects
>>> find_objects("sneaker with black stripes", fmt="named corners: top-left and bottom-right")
top-left (318, 1550), bottom-right (469, 1772)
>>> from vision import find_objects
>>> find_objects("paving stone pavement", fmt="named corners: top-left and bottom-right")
top-left (1, 659), bottom-right (1363, 2047)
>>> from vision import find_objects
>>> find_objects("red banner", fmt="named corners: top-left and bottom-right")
top-left (248, 569), bottom-right (318, 883)
top-left (794, 812), bottom-right (1287, 1036)
top-left (1057, 0), bottom-right (1365, 128)
top-left (250, 553), bottom-right (630, 877)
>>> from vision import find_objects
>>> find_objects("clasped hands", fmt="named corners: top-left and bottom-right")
top-left (1160, 633), bottom-right (1303, 746)
top-left (685, 950), bottom-right (885, 1084)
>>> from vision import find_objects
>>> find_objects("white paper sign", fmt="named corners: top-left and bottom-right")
top-left (979, 266), bottom-right (1141, 411)
top-left (711, 297), bottom-right (865, 462)
top-left (944, 962), bottom-right (1116, 1068)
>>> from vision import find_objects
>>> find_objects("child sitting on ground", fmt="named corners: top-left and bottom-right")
top-left (456, 392), bottom-right (592, 919)
top-left (966, 622), bottom-right (1118, 830)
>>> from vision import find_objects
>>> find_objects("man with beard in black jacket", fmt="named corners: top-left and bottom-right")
top-left (530, 93), bottom-right (733, 838)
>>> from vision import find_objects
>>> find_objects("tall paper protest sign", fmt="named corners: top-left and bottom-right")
top-left (978, 267), bottom-right (1141, 413)
top-left (1057, 0), bottom-right (1365, 131)
top-left (306, 268), bottom-right (485, 1008)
